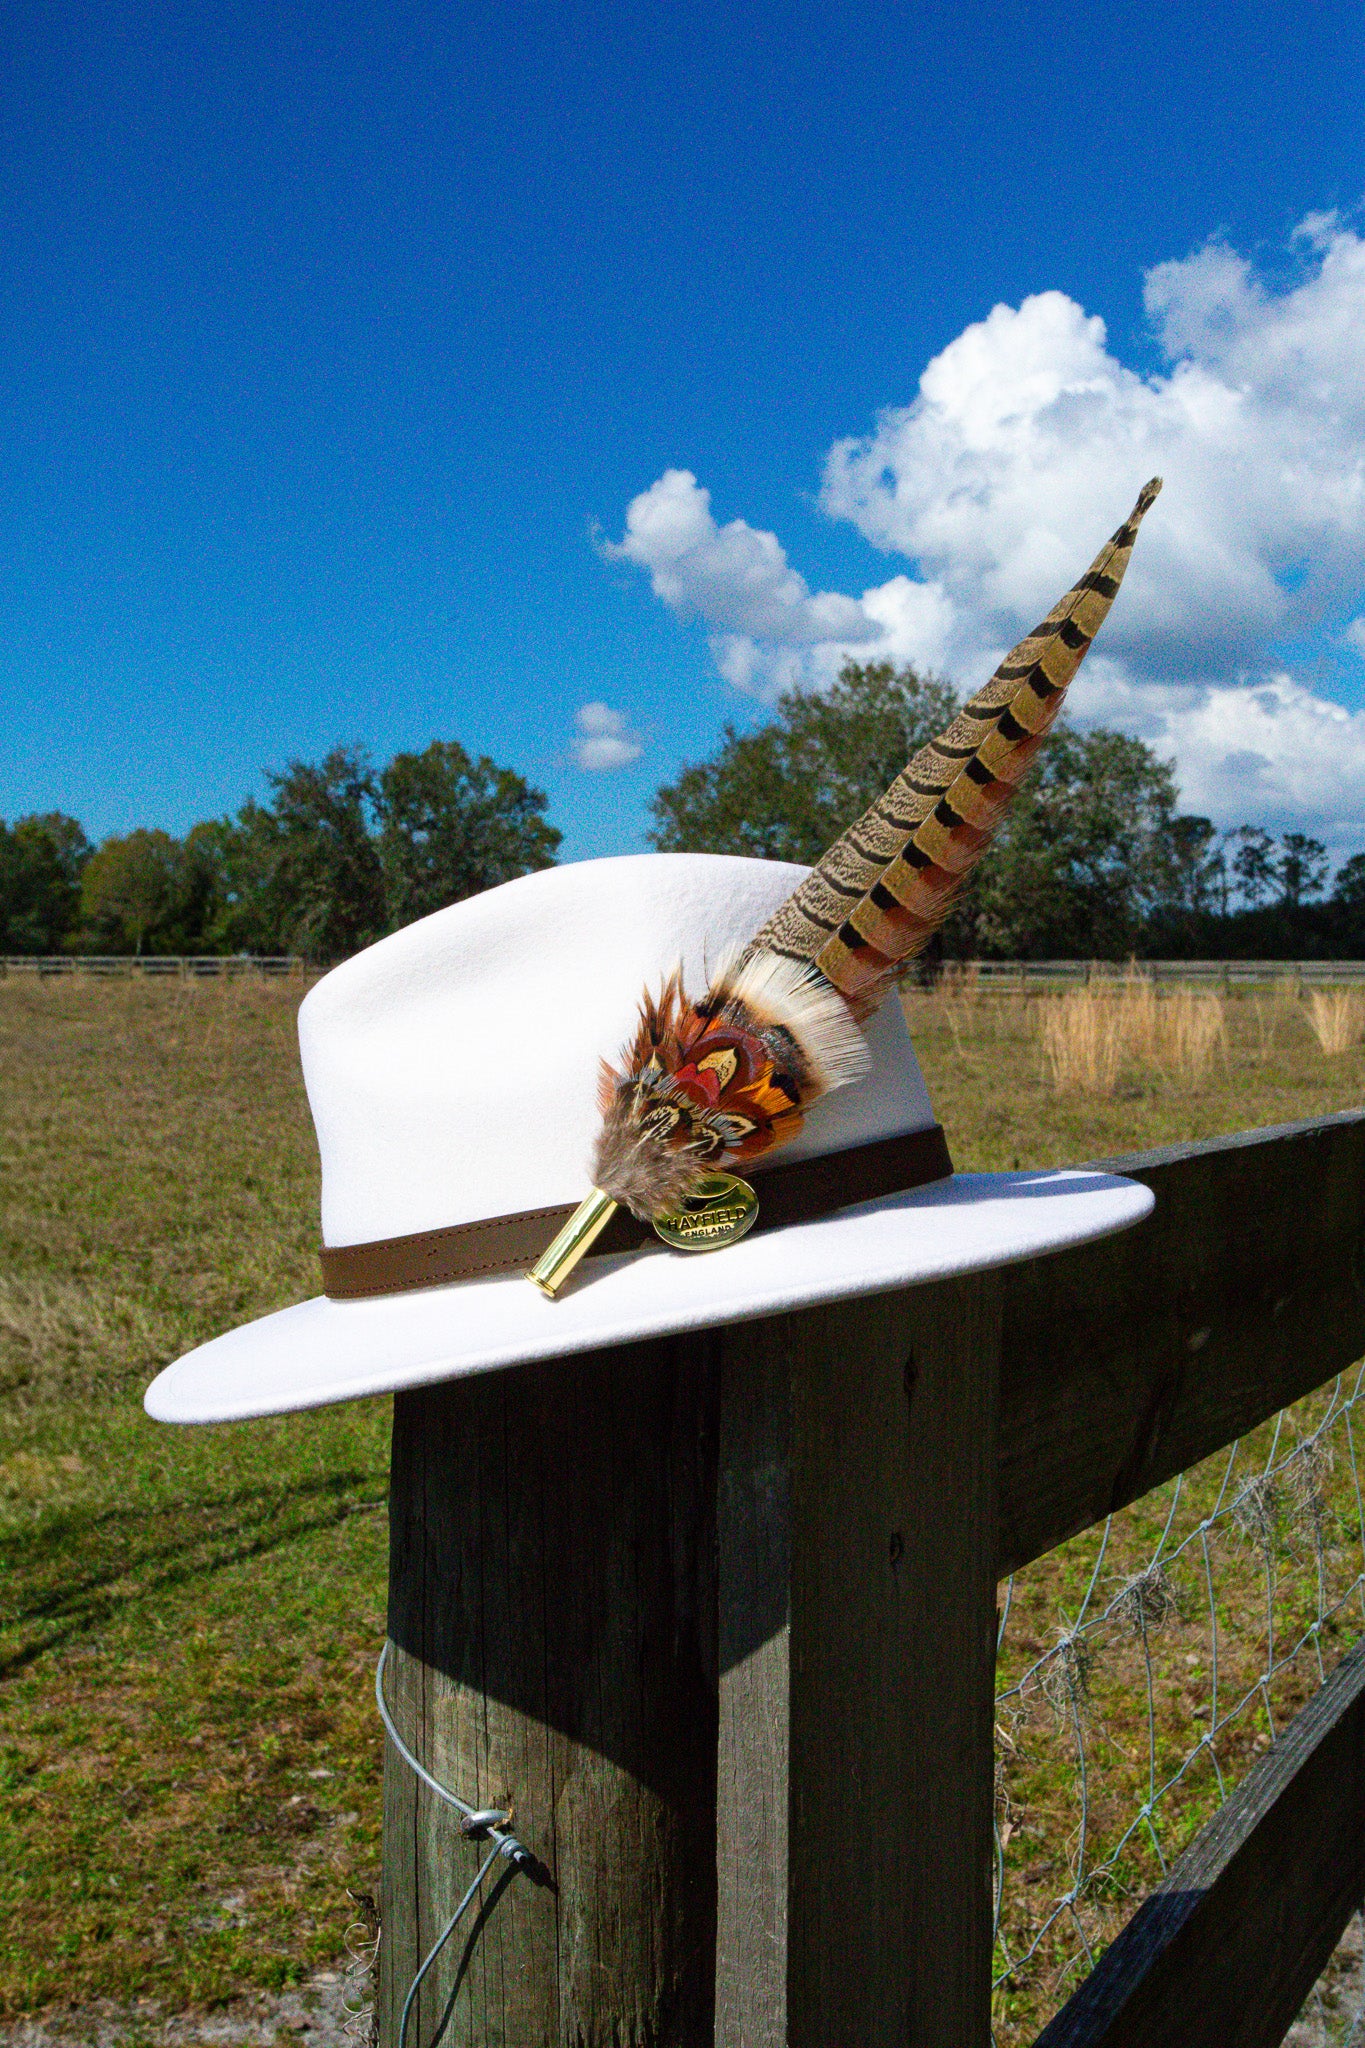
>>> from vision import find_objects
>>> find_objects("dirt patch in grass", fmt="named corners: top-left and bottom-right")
top-left (0, 1950), bottom-right (374, 2048)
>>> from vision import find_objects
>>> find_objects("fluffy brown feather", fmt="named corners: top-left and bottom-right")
top-left (591, 956), bottom-right (868, 1218)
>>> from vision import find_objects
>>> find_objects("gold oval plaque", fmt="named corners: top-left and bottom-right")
top-left (653, 1173), bottom-right (759, 1253)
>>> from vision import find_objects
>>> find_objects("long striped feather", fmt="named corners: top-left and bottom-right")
top-left (576, 481), bottom-right (1161, 1236)
top-left (744, 478), bottom-right (1162, 1012)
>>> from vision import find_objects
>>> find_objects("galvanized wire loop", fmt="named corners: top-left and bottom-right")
top-left (375, 1642), bottom-right (535, 2048)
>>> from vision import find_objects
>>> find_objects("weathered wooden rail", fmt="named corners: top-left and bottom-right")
top-left (378, 1109), bottom-right (1365, 2045)
top-left (1035, 1638), bottom-right (1365, 2046)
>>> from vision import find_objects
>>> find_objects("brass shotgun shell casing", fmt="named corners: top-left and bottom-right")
top-left (527, 1187), bottom-right (620, 1297)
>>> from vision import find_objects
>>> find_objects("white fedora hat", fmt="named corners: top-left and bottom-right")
top-left (145, 852), bottom-right (1152, 1426)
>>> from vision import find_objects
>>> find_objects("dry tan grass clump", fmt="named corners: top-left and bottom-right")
top-left (1305, 989), bottom-right (1365, 1056)
top-left (1116, 964), bottom-right (1160, 1061)
top-left (1161, 987), bottom-right (1227, 1085)
top-left (1038, 989), bottom-right (1125, 1096)
top-left (1037, 978), bottom-right (1227, 1096)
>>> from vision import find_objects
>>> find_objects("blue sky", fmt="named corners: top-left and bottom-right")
top-left (4, 0), bottom-right (1365, 862)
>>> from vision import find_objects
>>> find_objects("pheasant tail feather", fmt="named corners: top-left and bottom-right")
top-left (567, 480), bottom-right (1161, 1255)
top-left (746, 478), bottom-right (1162, 1012)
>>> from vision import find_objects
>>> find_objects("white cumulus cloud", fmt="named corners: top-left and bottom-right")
top-left (605, 468), bottom-right (895, 699)
top-left (572, 701), bottom-right (643, 771)
top-left (1076, 663), bottom-right (1365, 844)
top-left (820, 229), bottom-right (1365, 676)
top-left (609, 214), bottom-right (1365, 848)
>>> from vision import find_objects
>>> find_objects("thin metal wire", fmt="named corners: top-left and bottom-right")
top-left (375, 1642), bottom-right (536, 2048)
top-left (992, 1364), bottom-right (1365, 2045)
top-left (396, 1846), bottom-right (503, 2048)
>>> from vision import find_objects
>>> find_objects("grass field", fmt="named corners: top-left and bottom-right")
top-left (3, 970), bottom-right (1365, 2031)
top-left (0, 974), bottom-right (386, 2016)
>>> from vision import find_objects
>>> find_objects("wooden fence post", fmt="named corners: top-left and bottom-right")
top-left (380, 1334), bottom-right (720, 2046)
top-left (715, 1275), bottom-right (1002, 2045)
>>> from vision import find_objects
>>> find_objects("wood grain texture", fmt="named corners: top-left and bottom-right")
top-left (716, 1277), bottom-right (1001, 2047)
top-left (1034, 1638), bottom-right (1365, 2046)
top-left (716, 1324), bottom-right (792, 2047)
top-left (379, 1335), bottom-right (719, 2048)
top-left (892, 1272), bottom-right (1002, 2047)
top-left (998, 1111), bottom-right (1365, 1577)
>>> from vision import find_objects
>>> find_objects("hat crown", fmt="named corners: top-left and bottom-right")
top-left (299, 853), bottom-right (938, 1251)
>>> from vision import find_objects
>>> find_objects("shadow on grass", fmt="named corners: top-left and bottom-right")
top-left (0, 1472), bottom-right (387, 1678)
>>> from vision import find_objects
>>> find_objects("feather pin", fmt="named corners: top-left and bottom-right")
top-left (529, 478), bottom-right (1162, 1295)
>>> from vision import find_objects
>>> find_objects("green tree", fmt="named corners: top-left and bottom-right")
top-left (648, 661), bottom-right (1189, 959)
top-left (0, 812), bottom-right (90, 952)
top-left (1277, 831), bottom-right (1329, 907)
top-left (79, 830), bottom-right (194, 953)
top-left (182, 808), bottom-right (284, 954)
top-left (181, 738), bottom-right (561, 960)
top-left (262, 746), bottom-right (387, 960)
top-left (377, 740), bottom-right (560, 925)
top-left (1230, 826), bottom-right (1278, 908)
top-left (648, 660), bottom-right (960, 864)
top-left (1334, 852), bottom-right (1365, 908)
top-left (1163, 816), bottom-right (1223, 918)
top-left (963, 728), bottom-right (1182, 959)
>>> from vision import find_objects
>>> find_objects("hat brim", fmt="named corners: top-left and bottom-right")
top-left (145, 1169), bottom-right (1153, 1425)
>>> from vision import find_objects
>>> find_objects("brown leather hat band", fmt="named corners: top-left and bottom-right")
top-left (319, 1124), bottom-right (954, 1301)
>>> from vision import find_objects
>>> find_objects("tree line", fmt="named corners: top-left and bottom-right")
top-left (648, 664), bottom-right (1365, 962)
top-left (4, 666), bottom-right (1364, 961)
top-left (0, 741), bottom-right (560, 957)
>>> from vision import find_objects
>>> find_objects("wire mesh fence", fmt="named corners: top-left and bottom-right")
top-left (993, 1363), bottom-right (1365, 2044)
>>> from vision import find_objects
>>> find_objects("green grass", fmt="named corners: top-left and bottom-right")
top-left (0, 975), bottom-right (387, 2011)
top-left (2, 973), bottom-right (1364, 2022)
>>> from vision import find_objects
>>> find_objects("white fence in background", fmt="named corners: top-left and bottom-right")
top-left (6, 954), bottom-right (1365, 987)
top-left (939, 959), bottom-right (1365, 989)
top-left (0, 954), bottom-right (305, 977)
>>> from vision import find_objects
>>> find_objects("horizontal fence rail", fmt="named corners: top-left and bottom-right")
top-left (997, 1110), bottom-right (1365, 1579)
top-left (947, 959), bottom-right (1365, 987)
top-left (0, 954), bottom-right (305, 976)
top-left (8, 954), bottom-right (1365, 985)
top-left (1033, 1636), bottom-right (1365, 2046)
